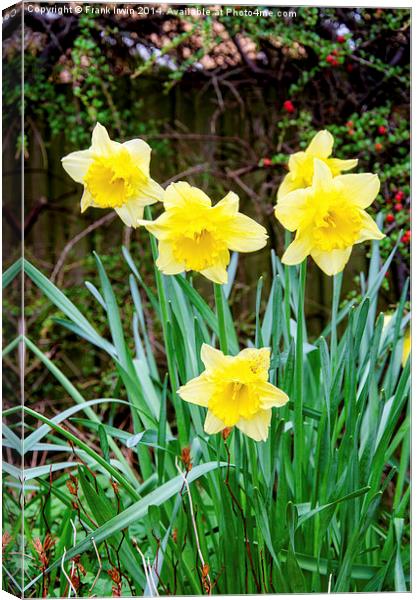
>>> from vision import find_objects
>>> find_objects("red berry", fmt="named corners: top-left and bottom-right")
top-left (374, 143), bottom-right (383, 152)
top-left (348, 129), bottom-right (355, 136)
top-left (395, 191), bottom-right (405, 201)
top-left (401, 233), bottom-right (410, 244)
top-left (337, 35), bottom-right (346, 43)
top-left (378, 126), bottom-right (387, 135)
top-left (326, 50), bottom-right (339, 67)
top-left (262, 158), bottom-right (272, 167)
top-left (394, 203), bottom-right (403, 212)
top-left (332, 49), bottom-right (339, 56)
top-left (346, 120), bottom-right (354, 128)
top-left (386, 213), bottom-right (395, 224)
top-left (283, 100), bottom-right (295, 113)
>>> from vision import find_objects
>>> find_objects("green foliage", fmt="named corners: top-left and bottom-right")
top-left (20, 13), bottom-right (171, 151)
top-left (3, 234), bottom-right (410, 594)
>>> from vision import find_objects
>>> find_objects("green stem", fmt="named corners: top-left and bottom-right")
top-left (283, 230), bottom-right (292, 346)
top-left (330, 272), bottom-right (343, 375)
top-left (294, 260), bottom-right (307, 503)
top-left (145, 208), bottom-right (188, 447)
top-left (214, 283), bottom-right (228, 354)
top-left (248, 438), bottom-right (259, 490)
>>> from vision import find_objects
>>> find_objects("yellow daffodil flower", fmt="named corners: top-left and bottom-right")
top-left (277, 130), bottom-right (358, 200)
top-left (383, 314), bottom-right (410, 367)
top-left (275, 158), bottom-right (384, 276)
top-left (139, 182), bottom-right (268, 284)
top-left (61, 123), bottom-right (163, 226)
top-left (402, 327), bottom-right (411, 367)
top-left (178, 344), bottom-right (289, 441)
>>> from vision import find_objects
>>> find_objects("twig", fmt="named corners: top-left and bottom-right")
top-left (162, 164), bottom-right (208, 186)
top-left (132, 538), bottom-right (159, 596)
top-left (147, 557), bottom-right (159, 597)
top-left (89, 537), bottom-right (102, 595)
top-left (61, 547), bottom-right (77, 598)
top-left (175, 458), bottom-right (212, 594)
top-left (69, 519), bottom-right (77, 598)
top-left (50, 212), bottom-right (116, 284)
top-left (328, 572), bottom-right (333, 593)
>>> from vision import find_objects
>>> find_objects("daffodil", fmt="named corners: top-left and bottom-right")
top-left (178, 344), bottom-right (288, 441)
top-left (139, 182), bottom-right (268, 284)
top-left (402, 328), bottom-right (411, 367)
top-left (275, 159), bottom-right (384, 275)
top-left (383, 314), bottom-right (410, 367)
top-left (61, 123), bottom-right (163, 226)
top-left (277, 130), bottom-right (358, 200)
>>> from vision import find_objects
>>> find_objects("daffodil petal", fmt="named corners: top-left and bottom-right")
top-left (306, 130), bottom-right (334, 159)
top-left (163, 181), bottom-right (211, 210)
top-left (402, 330), bottom-right (411, 367)
top-left (91, 122), bottom-right (115, 155)
top-left (204, 410), bottom-right (226, 435)
top-left (236, 409), bottom-right (272, 442)
top-left (238, 348), bottom-right (270, 379)
top-left (156, 241), bottom-right (185, 275)
top-left (114, 206), bottom-right (142, 227)
top-left (80, 188), bottom-right (93, 213)
top-left (239, 347), bottom-right (270, 363)
top-left (223, 213), bottom-right (268, 252)
top-left (201, 343), bottom-right (229, 371)
top-left (281, 233), bottom-right (312, 265)
top-left (336, 173), bottom-right (380, 208)
top-left (61, 150), bottom-right (93, 184)
top-left (137, 211), bottom-right (172, 238)
top-left (141, 178), bottom-right (164, 203)
top-left (356, 211), bottom-right (385, 243)
top-left (258, 382), bottom-right (289, 409)
top-left (215, 191), bottom-right (240, 214)
top-left (312, 158), bottom-right (333, 190)
top-left (311, 247), bottom-right (352, 276)
top-left (277, 172), bottom-right (298, 200)
top-left (288, 152), bottom-right (307, 175)
top-left (178, 374), bottom-right (213, 407)
top-left (327, 158), bottom-right (358, 174)
top-left (114, 192), bottom-right (157, 227)
top-left (275, 188), bottom-right (310, 231)
top-left (122, 139), bottom-right (152, 177)
top-left (200, 264), bottom-right (229, 284)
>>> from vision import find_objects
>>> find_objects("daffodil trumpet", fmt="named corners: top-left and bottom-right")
top-left (178, 344), bottom-right (289, 442)
top-left (62, 122), bottom-right (163, 226)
